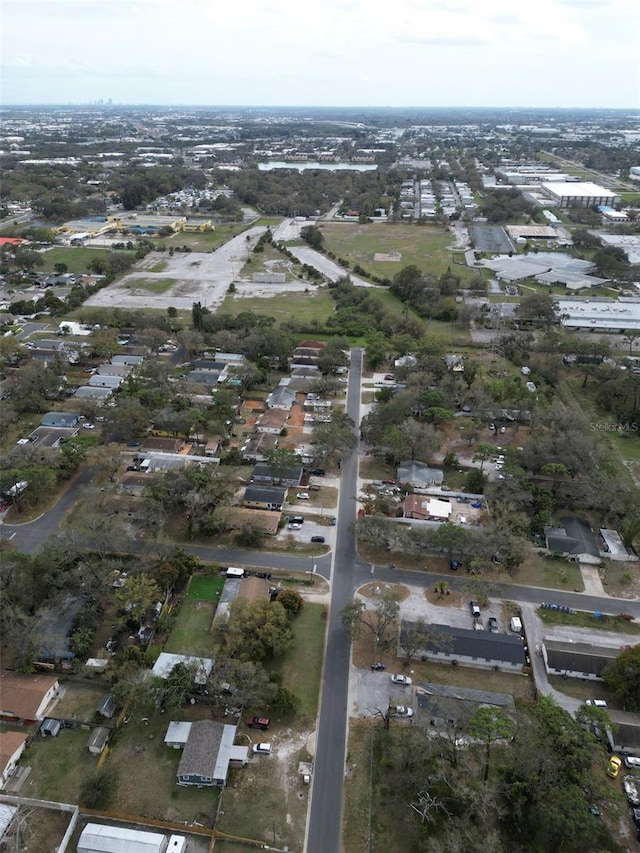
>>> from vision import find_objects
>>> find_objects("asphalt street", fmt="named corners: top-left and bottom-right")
top-left (306, 347), bottom-right (363, 853)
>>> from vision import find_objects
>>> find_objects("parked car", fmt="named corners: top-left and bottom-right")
top-left (371, 662), bottom-right (386, 671)
top-left (311, 536), bottom-right (325, 544)
top-left (487, 617), bottom-right (499, 633)
top-left (392, 705), bottom-right (414, 718)
top-left (330, 517), bottom-right (337, 525)
top-left (624, 776), bottom-right (640, 806)
top-left (288, 523), bottom-right (302, 530)
top-left (625, 756), bottom-right (640, 769)
top-left (247, 716), bottom-right (270, 730)
top-left (586, 699), bottom-right (608, 708)
top-left (607, 756), bottom-right (622, 778)
top-left (449, 559), bottom-right (460, 571)
top-left (384, 374), bottom-right (394, 381)
top-left (82, 423), bottom-right (96, 430)
top-left (390, 674), bottom-right (412, 686)
top-left (296, 492), bottom-right (310, 500)
top-left (310, 468), bottom-right (325, 476)
top-left (470, 600), bottom-right (481, 618)
top-left (382, 479), bottom-right (396, 485)
top-left (252, 742), bottom-right (272, 755)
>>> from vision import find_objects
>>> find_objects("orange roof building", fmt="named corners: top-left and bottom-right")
top-left (0, 672), bottom-right (60, 723)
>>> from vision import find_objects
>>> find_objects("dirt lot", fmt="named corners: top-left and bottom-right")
top-left (47, 682), bottom-right (106, 723)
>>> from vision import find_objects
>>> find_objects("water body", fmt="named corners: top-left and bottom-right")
top-left (258, 161), bottom-right (378, 172)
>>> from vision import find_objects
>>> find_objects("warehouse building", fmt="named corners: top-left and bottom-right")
top-left (556, 297), bottom-right (640, 331)
top-left (541, 182), bottom-right (620, 208)
top-left (77, 823), bottom-right (168, 853)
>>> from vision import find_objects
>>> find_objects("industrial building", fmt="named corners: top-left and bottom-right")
top-left (556, 297), bottom-right (640, 331)
top-left (541, 181), bottom-right (620, 208)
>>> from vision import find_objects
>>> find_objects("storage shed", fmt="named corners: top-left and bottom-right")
top-left (77, 823), bottom-right (167, 853)
top-left (87, 726), bottom-right (110, 755)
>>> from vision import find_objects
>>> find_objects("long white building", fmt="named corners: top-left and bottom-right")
top-left (542, 182), bottom-right (620, 208)
top-left (556, 297), bottom-right (640, 331)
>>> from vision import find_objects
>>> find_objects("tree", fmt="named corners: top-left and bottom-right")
top-left (85, 443), bottom-right (123, 484)
top-left (312, 410), bottom-right (356, 462)
top-left (221, 598), bottom-right (294, 661)
top-left (341, 592), bottom-right (400, 663)
top-left (209, 658), bottom-right (277, 710)
top-left (517, 292), bottom-right (557, 327)
top-left (116, 574), bottom-right (161, 629)
top-left (276, 589), bottom-right (304, 616)
top-left (429, 522), bottom-right (471, 563)
top-left (468, 706), bottom-right (515, 782)
top-left (472, 443), bottom-right (497, 472)
top-left (10, 361), bottom-right (63, 413)
top-left (465, 468), bottom-right (486, 494)
top-left (79, 766), bottom-right (118, 810)
top-left (264, 447), bottom-right (301, 483)
top-left (603, 644), bottom-right (640, 710)
top-left (400, 617), bottom-right (446, 666)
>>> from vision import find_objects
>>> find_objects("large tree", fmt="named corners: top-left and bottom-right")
top-left (603, 643), bottom-right (640, 711)
top-left (220, 598), bottom-right (294, 662)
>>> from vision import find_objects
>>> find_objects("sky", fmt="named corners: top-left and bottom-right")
top-left (2, 0), bottom-right (639, 109)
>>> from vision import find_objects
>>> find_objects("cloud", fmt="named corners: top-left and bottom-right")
top-left (396, 34), bottom-right (490, 47)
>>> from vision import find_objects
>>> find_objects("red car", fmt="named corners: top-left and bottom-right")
top-left (382, 479), bottom-right (396, 485)
top-left (247, 716), bottom-right (271, 731)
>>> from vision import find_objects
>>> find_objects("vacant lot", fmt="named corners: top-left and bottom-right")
top-left (49, 683), bottom-right (106, 723)
top-left (164, 599), bottom-right (216, 657)
top-left (122, 277), bottom-right (177, 293)
top-left (158, 224), bottom-right (252, 251)
top-left (40, 246), bottom-right (120, 272)
top-left (319, 222), bottom-right (471, 280)
top-left (538, 607), bottom-right (640, 635)
top-left (187, 573), bottom-right (225, 601)
top-left (273, 601), bottom-right (327, 720)
top-left (21, 727), bottom-right (91, 803)
top-left (221, 286), bottom-right (335, 325)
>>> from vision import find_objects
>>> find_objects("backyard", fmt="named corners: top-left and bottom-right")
top-left (163, 574), bottom-right (223, 657)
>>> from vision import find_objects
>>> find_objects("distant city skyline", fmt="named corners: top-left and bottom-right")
top-left (3, 0), bottom-right (640, 109)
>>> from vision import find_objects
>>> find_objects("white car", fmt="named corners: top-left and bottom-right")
top-left (288, 523), bottom-right (302, 530)
top-left (390, 674), bottom-right (412, 686)
top-left (392, 705), bottom-right (414, 718)
top-left (296, 493), bottom-right (310, 500)
top-left (252, 742), bottom-right (272, 755)
top-left (82, 423), bottom-right (96, 430)
top-left (586, 699), bottom-right (608, 708)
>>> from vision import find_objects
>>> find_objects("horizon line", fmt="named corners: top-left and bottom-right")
top-left (2, 103), bottom-right (639, 111)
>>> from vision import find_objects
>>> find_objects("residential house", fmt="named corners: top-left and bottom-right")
top-left (111, 354), bottom-right (144, 366)
top-left (414, 682), bottom-right (515, 732)
top-left (187, 369), bottom-right (221, 387)
top-left (291, 366), bottom-right (321, 380)
top-left (303, 396), bottom-right (332, 413)
top-left (544, 517), bottom-right (601, 564)
top-left (241, 432), bottom-right (279, 463)
top-left (256, 409), bottom-right (288, 434)
top-left (0, 672), bottom-right (60, 724)
top-left (251, 462), bottom-right (303, 487)
top-left (152, 654), bottom-right (213, 685)
top-left (242, 485), bottom-right (286, 511)
top-left (74, 386), bottom-right (112, 400)
top-left (41, 412), bottom-right (81, 428)
top-left (403, 494), bottom-right (452, 521)
top-left (0, 732), bottom-right (28, 787)
top-left (96, 363), bottom-right (130, 377)
top-left (88, 374), bottom-right (122, 389)
top-left (141, 437), bottom-right (185, 454)
top-left (279, 376), bottom-right (314, 393)
top-left (170, 720), bottom-right (248, 788)
top-left (542, 640), bottom-right (619, 680)
top-left (265, 386), bottom-right (296, 410)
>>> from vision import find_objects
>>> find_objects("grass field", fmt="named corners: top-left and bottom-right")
top-left (39, 246), bottom-right (119, 272)
top-left (221, 286), bottom-right (336, 324)
top-left (148, 260), bottom-right (168, 273)
top-left (122, 278), bottom-right (177, 293)
top-left (186, 574), bottom-right (225, 601)
top-left (21, 728), bottom-right (92, 803)
top-left (51, 683), bottom-right (106, 723)
top-left (159, 224), bottom-right (252, 251)
top-left (273, 602), bottom-right (327, 720)
top-left (163, 599), bottom-right (216, 657)
top-left (319, 222), bottom-right (473, 280)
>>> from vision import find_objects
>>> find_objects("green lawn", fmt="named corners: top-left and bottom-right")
top-left (221, 287), bottom-right (336, 325)
top-left (273, 602), bottom-right (327, 721)
top-left (148, 260), bottom-right (168, 273)
top-left (537, 607), bottom-right (640, 634)
top-left (21, 728), bottom-right (91, 803)
top-left (158, 224), bottom-right (252, 251)
top-left (164, 599), bottom-right (216, 657)
top-left (187, 574), bottom-right (225, 601)
top-left (122, 278), bottom-right (177, 293)
top-left (40, 246), bottom-right (122, 273)
top-left (319, 222), bottom-right (474, 280)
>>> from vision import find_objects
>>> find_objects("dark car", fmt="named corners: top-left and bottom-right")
top-left (450, 560), bottom-right (460, 571)
top-left (371, 662), bottom-right (386, 671)
top-left (247, 716), bottom-right (271, 731)
top-left (384, 374), bottom-right (394, 381)
top-left (310, 468), bottom-right (325, 476)
top-left (311, 536), bottom-right (325, 543)
top-left (488, 617), bottom-right (499, 633)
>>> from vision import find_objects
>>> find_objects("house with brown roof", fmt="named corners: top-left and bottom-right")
top-left (0, 732), bottom-right (28, 787)
top-left (0, 672), bottom-right (60, 724)
top-left (256, 409), bottom-right (288, 434)
top-left (141, 437), bottom-right (185, 454)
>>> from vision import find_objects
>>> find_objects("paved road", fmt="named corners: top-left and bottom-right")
top-left (306, 347), bottom-right (362, 853)
top-left (287, 245), bottom-right (375, 289)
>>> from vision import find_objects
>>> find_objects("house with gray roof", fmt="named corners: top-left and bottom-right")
top-left (401, 621), bottom-right (526, 671)
top-left (266, 386), bottom-right (296, 410)
top-left (252, 462), bottom-right (303, 487)
top-left (415, 681), bottom-right (515, 731)
top-left (41, 412), bottom-right (81, 428)
top-left (542, 639), bottom-right (619, 680)
top-left (243, 485), bottom-right (286, 511)
top-left (397, 461), bottom-right (444, 487)
top-left (169, 720), bottom-right (248, 787)
top-left (544, 516), bottom-right (601, 564)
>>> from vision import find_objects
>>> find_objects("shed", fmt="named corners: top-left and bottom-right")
top-left (165, 721), bottom-right (192, 748)
top-left (40, 718), bottom-right (62, 737)
top-left (77, 823), bottom-right (167, 853)
top-left (87, 726), bottom-right (110, 755)
top-left (96, 693), bottom-right (116, 719)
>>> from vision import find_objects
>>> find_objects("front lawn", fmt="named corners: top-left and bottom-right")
top-left (273, 601), bottom-right (327, 720)
top-left (186, 573), bottom-right (225, 601)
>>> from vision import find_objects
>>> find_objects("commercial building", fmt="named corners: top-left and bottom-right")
top-left (541, 182), bottom-right (620, 208)
top-left (556, 297), bottom-right (640, 332)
